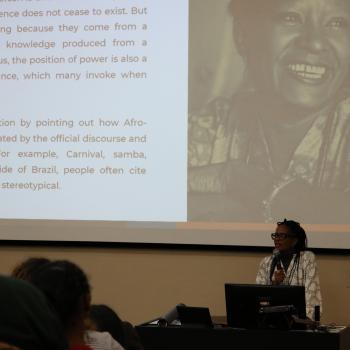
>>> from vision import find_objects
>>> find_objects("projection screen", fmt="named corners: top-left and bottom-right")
top-left (1, 0), bottom-right (350, 249)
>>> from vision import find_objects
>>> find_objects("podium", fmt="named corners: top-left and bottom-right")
top-left (136, 324), bottom-right (350, 350)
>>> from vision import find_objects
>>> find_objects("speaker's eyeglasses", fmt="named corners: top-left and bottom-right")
top-left (271, 233), bottom-right (296, 240)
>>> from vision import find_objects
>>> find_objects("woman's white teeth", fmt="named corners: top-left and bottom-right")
top-left (288, 63), bottom-right (326, 79)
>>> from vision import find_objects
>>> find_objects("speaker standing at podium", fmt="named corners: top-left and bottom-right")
top-left (256, 219), bottom-right (322, 320)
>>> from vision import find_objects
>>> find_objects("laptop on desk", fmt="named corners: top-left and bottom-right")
top-left (176, 305), bottom-right (214, 328)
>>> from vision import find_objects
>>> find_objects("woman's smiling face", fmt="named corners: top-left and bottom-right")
top-left (253, 0), bottom-right (350, 112)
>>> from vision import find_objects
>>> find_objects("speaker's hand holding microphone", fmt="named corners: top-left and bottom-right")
top-left (272, 249), bottom-right (285, 285)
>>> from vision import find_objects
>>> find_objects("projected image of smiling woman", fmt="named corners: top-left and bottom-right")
top-left (188, 0), bottom-right (350, 223)
top-left (251, 0), bottom-right (350, 111)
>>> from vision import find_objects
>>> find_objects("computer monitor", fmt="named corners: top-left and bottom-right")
top-left (225, 283), bottom-right (306, 329)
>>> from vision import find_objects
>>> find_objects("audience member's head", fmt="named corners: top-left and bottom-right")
top-left (0, 275), bottom-right (68, 350)
top-left (28, 260), bottom-right (92, 331)
top-left (11, 257), bottom-right (50, 281)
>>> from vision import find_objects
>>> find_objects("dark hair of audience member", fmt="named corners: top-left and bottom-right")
top-left (28, 260), bottom-right (91, 331)
top-left (11, 257), bottom-right (50, 281)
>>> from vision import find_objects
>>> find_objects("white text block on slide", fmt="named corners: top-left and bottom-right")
top-left (0, 0), bottom-right (188, 221)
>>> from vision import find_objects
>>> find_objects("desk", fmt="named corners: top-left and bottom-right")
top-left (136, 324), bottom-right (350, 350)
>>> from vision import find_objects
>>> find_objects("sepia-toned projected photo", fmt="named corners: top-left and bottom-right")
top-left (188, 0), bottom-right (350, 224)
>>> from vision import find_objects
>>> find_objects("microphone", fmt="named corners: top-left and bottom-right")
top-left (157, 303), bottom-right (186, 327)
top-left (314, 305), bottom-right (320, 324)
top-left (272, 248), bottom-right (282, 270)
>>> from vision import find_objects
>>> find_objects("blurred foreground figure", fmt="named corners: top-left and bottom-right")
top-left (0, 275), bottom-right (68, 350)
